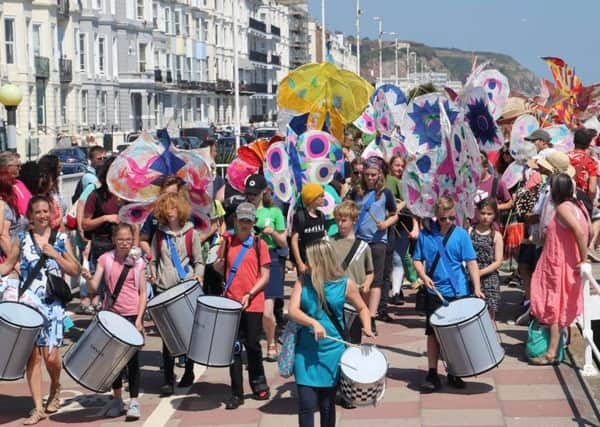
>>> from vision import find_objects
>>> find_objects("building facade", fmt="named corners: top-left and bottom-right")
top-left (0, 0), bottom-right (310, 155)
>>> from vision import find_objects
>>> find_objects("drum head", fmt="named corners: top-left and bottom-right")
top-left (0, 302), bottom-right (44, 328)
top-left (97, 311), bottom-right (144, 347)
top-left (430, 297), bottom-right (486, 327)
top-left (340, 346), bottom-right (387, 383)
top-left (343, 303), bottom-right (357, 313)
top-left (147, 280), bottom-right (199, 308)
top-left (197, 295), bottom-right (242, 311)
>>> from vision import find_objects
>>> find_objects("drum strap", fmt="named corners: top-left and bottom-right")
top-left (432, 224), bottom-right (460, 295)
top-left (107, 264), bottom-right (132, 309)
top-left (19, 230), bottom-right (57, 297)
top-left (325, 301), bottom-right (349, 341)
top-left (355, 191), bottom-right (376, 233)
top-left (426, 225), bottom-right (454, 278)
top-left (222, 235), bottom-right (254, 294)
top-left (341, 239), bottom-right (362, 271)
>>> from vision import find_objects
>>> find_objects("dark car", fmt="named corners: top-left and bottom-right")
top-left (48, 147), bottom-right (87, 164)
top-left (171, 136), bottom-right (202, 150)
top-left (240, 126), bottom-right (256, 143)
top-left (255, 127), bottom-right (277, 139)
top-left (180, 127), bottom-right (216, 143)
top-left (61, 162), bottom-right (88, 175)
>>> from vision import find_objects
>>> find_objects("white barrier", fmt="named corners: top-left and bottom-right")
top-left (58, 172), bottom-right (85, 211)
top-left (577, 263), bottom-right (600, 376)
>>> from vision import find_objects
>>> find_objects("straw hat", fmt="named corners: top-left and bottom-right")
top-left (498, 97), bottom-right (533, 122)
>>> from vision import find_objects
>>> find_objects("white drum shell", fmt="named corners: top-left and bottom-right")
top-left (147, 280), bottom-right (203, 356)
top-left (187, 296), bottom-right (242, 367)
top-left (431, 298), bottom-right (504, 377)
top-left (63, 311), bottom-right (144, 392)
top-left (343, 303), bottom-right (357, 331)
top-left (339, 345), bottom-right (387, 406)
top-left (0, 302), bottom-right (45, 380)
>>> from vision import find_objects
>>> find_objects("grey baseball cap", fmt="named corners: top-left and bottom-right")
top-left (524, 129), bottom-right (551, 143)
top-left (236, 202), bottom-right (256, 222)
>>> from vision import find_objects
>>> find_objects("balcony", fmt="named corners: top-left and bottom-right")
top-left (249, 50), bottom-right (268, 64)
top-left (35, 56), bottom-right (50, 79)
top-left (216, 79), bottom-right (233, 93)
top-left (59, 58), bottom-right (72, 83)
top-left (248, 83), bottom-right (268, 93)
top-left (250, 114), bottom-right (268, 123)
top-left (271, 25), bottom-right (281, 38)
top-left (239, 84), bottom-right (255, 95)
top-left (58, 0), bottom-right (69, 19)
top-left (154, 69), bottom-right (162, 82)
top-left (200, 81), bottom-right (216, 91)
top-left (249, 17), bottom-right (267, 33)
top-left (270, 55), bottom-right (280, 66)
top-left (166, 70), bottom-right (173, 83)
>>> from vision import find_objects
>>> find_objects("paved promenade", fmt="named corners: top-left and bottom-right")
top-left (1, 278), bottom-right (599, 426)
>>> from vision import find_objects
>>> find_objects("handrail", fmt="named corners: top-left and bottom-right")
top-left (578, 263), bottom-right (600, 376)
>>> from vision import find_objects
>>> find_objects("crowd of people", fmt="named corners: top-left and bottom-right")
top-left (0, 115), bottom-right (597, 426)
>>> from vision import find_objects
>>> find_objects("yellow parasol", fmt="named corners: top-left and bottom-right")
top-left (277, 63), bottom-right (373, 138)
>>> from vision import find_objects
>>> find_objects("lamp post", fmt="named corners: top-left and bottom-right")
top-left (384, 32), bottom-right (398, 86)
top-left (321, 0), bottom-right (326, 61)
top-left (410, 51), bottom-right (417, 87)
top-left (405, 43), bottom-right (410, 80)
top-left (373, 16), bottom-right (382, 86)
top-left (232, 3), bottom-right (240, 150)
top-left (355, 0), bottom-right (361, 75)
top-left (0, 84), bottom-right (23, 152)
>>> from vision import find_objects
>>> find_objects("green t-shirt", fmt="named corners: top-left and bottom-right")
top-left (330, 235), bottom-right (373, 288)
top-left (385, 175), bottom-right (403, 201)
top-left (256, 206), bottom-right (286, 250)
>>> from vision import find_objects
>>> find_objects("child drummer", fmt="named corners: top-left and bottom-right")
top-left (213, 202), bottom-right (271, 409)
top-left (82, 223), bottom-right (147, 420)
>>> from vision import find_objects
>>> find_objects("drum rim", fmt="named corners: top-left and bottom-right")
top-left (96, 311), bottom-right (145, 348)
top-left (0, 301), bottom-right (45, 329)
top-left (185, 355), bottom-right (233, 368)
top-left (147, 280), bottom-right (200, 309)
top-left (430, 297), bottom-right (487, 328)
top-left (62, 357), bottom-right (112, 393)
top-left (446, 353), bottom-right (505, 378)
top-left (196, 295), bottom-right (243, 311)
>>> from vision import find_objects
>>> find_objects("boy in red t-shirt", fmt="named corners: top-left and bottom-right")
top-left (214, 202), bottom-right (271, 409)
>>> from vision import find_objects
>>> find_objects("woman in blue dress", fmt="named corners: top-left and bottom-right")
top-left (289, 238), bottom-right (373, 427)
top-left (0, 196), bottom-right (80, 425)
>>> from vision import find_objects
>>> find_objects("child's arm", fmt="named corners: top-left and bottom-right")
top-left (135, 269), bottom-right (147, 332)
top-left (346, 278), bottom-right (374, 337)
top-left (241, 264), bottom-right (270, 310)
top-left (81, 261), bottom-right (105, 294)
top-left (361, 271), bottom-right (374, 295)
top-left (290, 232), bottom-right (306, 273)
top-left (478, 231), bottom-right (504, 276)
top-left (288, 277), bottom-right (326, 340)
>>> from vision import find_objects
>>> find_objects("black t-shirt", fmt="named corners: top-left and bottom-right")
top-left (292, 208), bottom-right (326, 263)
top-left (223, 182), bottom-right (247, 229)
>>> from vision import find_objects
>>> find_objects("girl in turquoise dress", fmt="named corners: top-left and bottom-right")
top-left (289, 238), bottom-right (373, 427)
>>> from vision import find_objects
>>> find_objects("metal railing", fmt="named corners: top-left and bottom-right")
top-left (249, 18), bottom-right (267, 33)
top-left (271, 25), bottom-right (281, 37)
top-left (249, 50), bottom-right (268, 64)
top-left (59, 58), bottom-right (72, 83)
top-left (35, 56), bottom-right (50, 79)
top-left (577, 263), bottom-right (600, 376)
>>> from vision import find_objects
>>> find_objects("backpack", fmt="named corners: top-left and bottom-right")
top-left (155, 228), bottom-right (194, 262)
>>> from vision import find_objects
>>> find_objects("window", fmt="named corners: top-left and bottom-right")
top-left (4, 18), bottom-right (15, 64)
top-left (95, 0), bottom-right (103, 11)
top-left (51, 24), bottom-right (58, 67)
top-left (185, 97), bottom-right (192, 122)
top-left (154, 50), bottom-right (159, 70)
top-left (60, 89), bottom-right (67, 126)
top-left (186, 57), bottom-right (192, 81)
top-left (36, 79), bottom-right (46, 127)
top-left (184, 13), bottom-right (190, 36)
top-left (194, 97), bottom-right (202, 122)
top-left (81, 90), bottom-right (88, 125)
top-left (174, 10), bottom-right (181, 35)
top-left (98, 36), bottom-right (105, 73)
top-left (114, 92), bottom-right (119, 124)
top-left (99, 91), bottom-right (107, 124)
top-left (176, 55), bottom-right (182, 80)
top-left (152, 2), bottom-right (158, 28)
top-left (112, 36), bottom-right (118, 77)
top-left (193, 17), bottom-right (200, 40)
top-left (165, 8), bottom-right (171, 33)
top-left (202, 19), bottom-right (208, 42)
top-left (137, 0), bottom-right (144, 20)
top-left (79, 33), bottom-right (87, 72)
top-left (138, 43), bottom-right (147, 73)
top-left (214, 23), bottom-right (219, 45)
top-left (32, 24), bottom-right (41, 57)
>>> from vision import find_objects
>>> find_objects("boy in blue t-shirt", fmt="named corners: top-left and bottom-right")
top-left (413, 196), bottom-right (483, 392)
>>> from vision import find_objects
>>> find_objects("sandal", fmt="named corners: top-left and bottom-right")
top-left (265, 344), bottom-right (278, 362)
top-left (45, 384), bottom-right (61, 413)
top-left (529, 353), bottom-right (560, 366)
top-left (23, 408), bottom-right (46, 425)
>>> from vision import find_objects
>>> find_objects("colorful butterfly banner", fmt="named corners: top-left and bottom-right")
top-left (468, 69), bottom-right (510, 120)
top-left (509, 114), bottom-right (538, 162)
top-left (462, 87), bottom-right (503, 152)
top-left (545, 125), bottom-right (574, 152)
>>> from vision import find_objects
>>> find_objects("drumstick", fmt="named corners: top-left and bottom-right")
top-left (324, 336), bottom-right (373, 356)
top-left (414, 282), bottom-right (449, 306)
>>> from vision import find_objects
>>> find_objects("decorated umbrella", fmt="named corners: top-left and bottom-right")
top-left (225, 138), bottom-right (272, 193)
top-left (509, 114), bottom-right (538, 161)
top-left (462, 87), bottom-right (503, 152)
top-left (400, 146), bottom-right (444, 218)
top-left (277, 62), bottom-right (373, 130)
top-left (469, 69), bottom-right (510, 120)
top-left (370, 84), bottom-right (408, 135)
top-left (353, 104), bottom-right (377, 143)
top-left (545, 125), bottom-right (574, 152)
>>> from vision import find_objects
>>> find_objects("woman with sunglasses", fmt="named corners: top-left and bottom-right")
top-left (413, 196), bottom-right (483, 393)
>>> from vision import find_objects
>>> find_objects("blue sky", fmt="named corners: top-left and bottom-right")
top-left (307, 0), bottom-right (598, 85)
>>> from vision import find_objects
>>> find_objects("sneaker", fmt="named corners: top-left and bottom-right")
top-left (177, 373), bottom-right (194, 388)
top-left (224, 395), bottom-right (244, 410)
top-left (370, 317), bottom-right (378, 337)
top-left (376, 312), bottom-right (393, 323)
top-left (125, 400), bottom-right (140, 421)
top-left (447, 374), bottom-right (466, 389)
top-left (508, 277), bottom-right (521, 288)
top-left (159, 383), bottom-right (174, 396)
top-left (105, 397), bottom-right (124, 418)
top-left (391, 293), bottom-right (405, 306)
top-left (176, 356), bottom-right (186, 368)
top-left (420, 372), bottom-right (441, 393)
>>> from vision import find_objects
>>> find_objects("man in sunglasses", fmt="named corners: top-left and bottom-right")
top-left (413, 196), bottom-right (483, 393)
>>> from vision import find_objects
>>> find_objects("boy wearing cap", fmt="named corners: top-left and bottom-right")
top-left (291, 183), bottom-right (327, 274)
top-left (214, 202), bottom-right (271, 409)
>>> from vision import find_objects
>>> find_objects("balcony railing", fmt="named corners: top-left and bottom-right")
top-left (248, 83), bottom-right (268, 93)
top-left (271, 25), bottom-right (281, 37)
top-left (58, 0), bottom-right (69, 18)
top-left (199, 81), bottom-right (216, 91)
top-left (216, 79), bottom-right (233, 93)
top-left (239, 84), bottom-right (255, 94)
top-left (35, 56), bottom-right (50, 79)
top-left (166, 70), bottom-right (173, 83)
top-left (249, 50), bottom-right (268, 64)
top-left (250, 114), bottom-right (268, 123)
top-left (270, 55), bottom-right (280, 66)
top-left (249, 17), bottom-right (267, 33)
top-left (154, 69), bottom-right (162, 82)
top-left (59, 58), bottom-right (72, 83)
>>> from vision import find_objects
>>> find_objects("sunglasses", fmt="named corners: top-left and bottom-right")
top-left (438, 216), bottom-right (456, 222)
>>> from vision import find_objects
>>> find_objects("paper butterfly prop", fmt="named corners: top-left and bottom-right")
top-left (353, 104), bottom-right (377, 143)
top-left (467, 69), bottom-right (510, 120)
top-left (509, 114), bottom-right (538, 163)
top-left (545, 125), bottom-right (574, 153)
top-left (225, 138), bottom-right (272, 193)
top-left (370, 84), bottom-right (408, 135)
top-left (108, 132), bottom-right (213, 230)
top-left (461, 87), bottom-right (503, 152)
top-left (402, 93), bottom-right (459, 157)
top-left (263, 129), bottom-right (344, 203)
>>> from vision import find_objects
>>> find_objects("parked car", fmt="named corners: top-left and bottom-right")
top-left (255, 127), bottom-right (278, 139)
top-left (48, 147), bottom-right (87, 164)
top-left (61, 162), bottom-right (88, 175)
top-left (180, 127), bottom-right (216, 143)
top-left (172, 136), bottom-right (202, 150)
top-left (240, 126), bottom-right (256, 143)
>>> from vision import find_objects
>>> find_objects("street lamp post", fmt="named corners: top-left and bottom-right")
top-left (355, 0), bottom-right (361, 75)
top-left (410, 51), bottom-right (417, 87)
top-left (0, 84), bottom-right (23, 152)
top-left (321, 0), bottom-right (326, 61)
top-left (233, 4), bottom-right (241, 150)
top-left (373, 16), bottom-right (382, 86)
